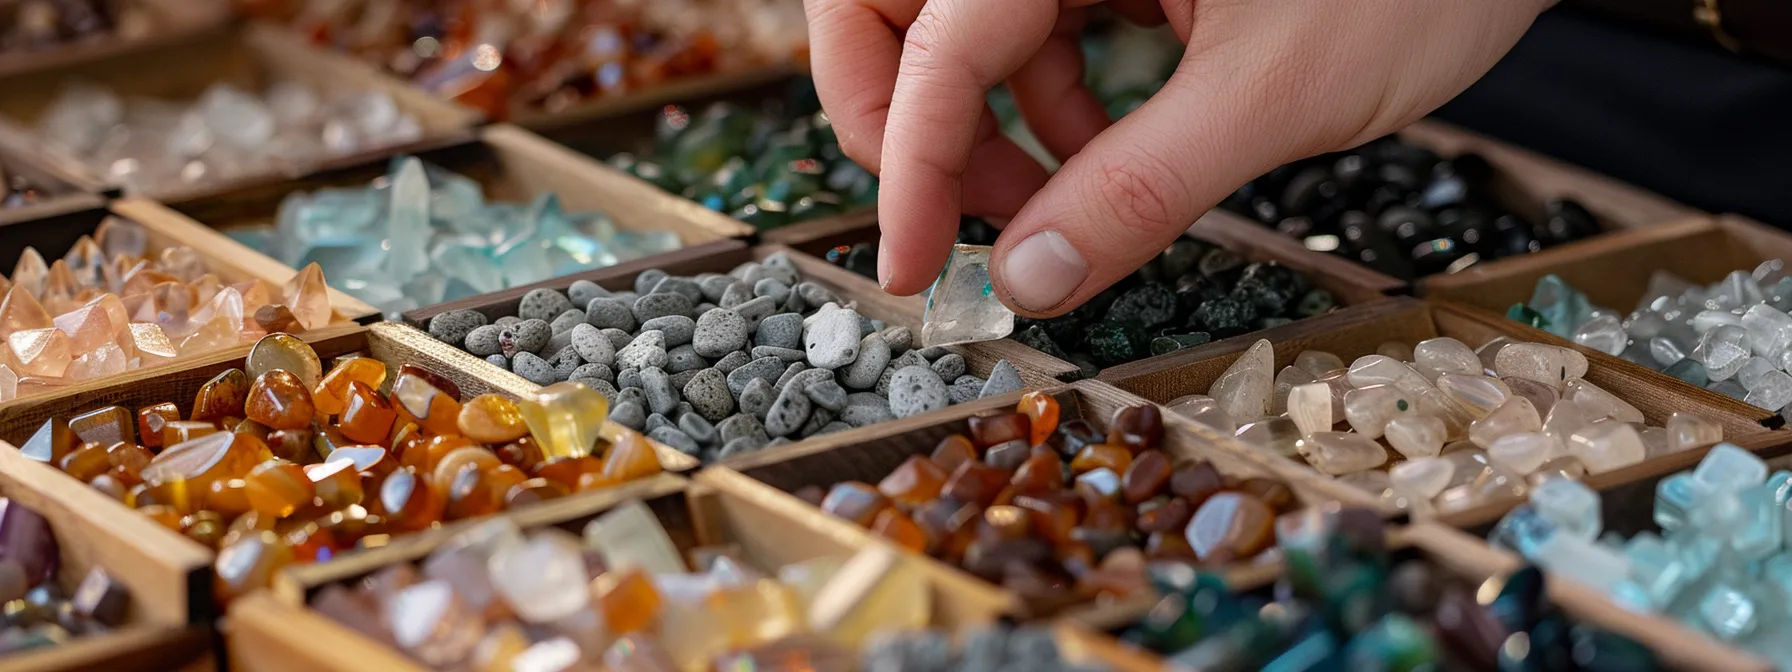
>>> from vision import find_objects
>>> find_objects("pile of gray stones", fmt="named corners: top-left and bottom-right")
top-left (426, 253), bottom-right (1023, 462)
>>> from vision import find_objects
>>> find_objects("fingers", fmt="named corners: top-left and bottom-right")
top-left (803, 0), bottom-right (926, 173)
top-left (1007, 13), bottom-right (1111, 162)
top-left (874, 0), bottom-right (1060, 295)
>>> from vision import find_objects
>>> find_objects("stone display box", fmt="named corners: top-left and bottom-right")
top-left (1101, 297), bottom-right (1784, 526)
top-left (0, 122), bottom-right (109, 227)
top-left (524, 69), bottom-right (808, 160)
top-left (0, 0), bottom-right (229, 79)
top-left (0, 23), bottom-right (482, 203)
top-left (704, 379), bottom-right (1381, 621)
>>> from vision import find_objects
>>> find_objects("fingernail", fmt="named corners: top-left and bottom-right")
top-left (1000, 230), bottom-right (1087, 312)
top-left (876, 244), bottom-right (893, 290)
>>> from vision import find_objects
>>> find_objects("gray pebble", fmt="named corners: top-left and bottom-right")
top-left (494, 316), bottom-right (522, 327)
top-left (733, 296), bottom-right (778, 329)
top-left (881, 326), bottom-right (914, 353)
top-left (649, 427), bottom-right (702, 455)
top-left (726, 357), bottom-right (785, 396)
top-left (840, 397), bottom-right (896, 427)
top-left (764, 386), bottom-right (814, 437)
top-left (948, 379), bottom-right (982, 405)
top-left (669, 369), bottom-right (701, 391)
top-left (739, 378), bottom-right (775, 419)
top-left (549, 347), bottom-right (582, 381)
top-left (761, 252), bottom-right (800, 285)
top-left (652, 277), bottom-right (703, 304)
top-left (569, 324), bottom-right (616, 366)
top-left (518, 288), bottom-right (574, 322)
top-left (465, 325), bottom-right (504, 356)
top-left (713, 351), bottom-right (752, 374)
top-left (718, 436), bottom-right (765, 459)
top-left (601, 328), bottom-right (634, 350)
top-left (755, 313), bottom-right (804, 350)
top-left (806, 380), bottom-right (848, 411)
top-left (981, 360), bottom-right (1024, 398)
top-left (641, 368), bottom-right (679, 415)
top-left (673, 401), bottom-right (695, 421)
top-left (693, 309), bottom-right (749, 358)
top-left (892, 350), bottom-right (928, 371)
top-left (665, 345), bottom-right (707, 373)
top-left (767, 437), bottom-right (793, 448)
top-left (616, 330), bottom-right (669, 369)
top-left (804, 308), bottom-right (862, 369)
top-left (645, 413), bottom-right (674, 435)
top-left (586, 297), bottom-right (637, 332)
top-left (616, 387), bottom-right (648, 409)
top-left (698, 275), bottom-right (738, 303)
top-left (782, 291), bottom-right (806, 314)
top-left (798, 407), bottom-right (838, 438)
top-left (692, 303), bottom-right (717, 318)
top-left (484, 354), bottom-right (509, 369)
top-left (753, 278), bottom-right (792, 304)
top-left (785, 367), bottom-right (834, 393)
top-left (774, 362), bottom-right (809, 393)
top-left (795, 282), bottom-right (838, 307)
top-left (875, 366), bottom-right (896, 396)
top-left (546, 330), bottom-right (573, 357)
top-left (858, 314), bottom-right (877, 337)
top-left (549, 309), bottom-right (587, 335)
top-left (617, 367), bottom-right (644, 390)
top-left (683, 369), bottom-right (734, 421)
top-left (640, 315), bottom-right (695, 347)
top-left (817, 422), bottom-right (853, 436)
top-left (732, 262), bottom-right (769, 286)
top-left (918, 346), bottom-right (951, 360)
top-left (610, 290), bottom-right (639, 304)
top-left (719, 283), bottom-right (753, 309)
top-left (428, 309), bottom-right (487, 344)
top-left (568, 280), bottom-right (608, 305)
top-left (840, 333), bottom-right (890, 390)
top-left (887, 366), bottom-right (950, 418)
top-left (609, 401), bottom-right (647, 430)
top-left (585, 379), bottom-right (618, 399)
top-left (634, 269), bottom-right (668, 295)
top-left (570, 363), bottom-right (614, 386)
top-left (633, 293), bottom-right (693, 324)
top-left (678, 414), bottom-right (717, 444)
top-left (717, 414), bottom-right (770, 445)
top-left (752, 346), bottom-right (806, 362)
top-left (512, 352), bottom-right (557, 386)
top-left (502, 319), bottom-right (551, 355)
top-left (930, 353), bottom-right (966, 381)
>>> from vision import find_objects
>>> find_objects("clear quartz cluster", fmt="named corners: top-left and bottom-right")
top-left (232, 156), bottom-right (681, 317)
top-left (0, 218), bottom-right (331, 402)
top-left (314, 501), bottom-right (934, 671)
top-left (1516, 267), bottom-right (1792, 414)
top-left (1488, 444), bottom-right (1792, 664)
top-left (1168, 336), bottom-right (1724, 514)
top-left (36, 81), bottom-right (423, 195)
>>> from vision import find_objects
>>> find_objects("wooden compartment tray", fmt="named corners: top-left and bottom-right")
top-left (703, 379), bottom-right (1382, 620)
top-left (1101, 297), bottom-right (1784, 525)
top-left (0, 0), bottom-right (229, 80)
top-left (0, 23), bottom-right (481, 203)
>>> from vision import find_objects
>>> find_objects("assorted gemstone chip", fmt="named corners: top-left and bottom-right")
top-left (0, 498), bottom-right (131, 656)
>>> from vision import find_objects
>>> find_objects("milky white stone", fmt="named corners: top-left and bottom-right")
top-left (1441, 448), bottom-right (1492, 489)
top-left (1651, 336), bottom-right (1689, 368)
top-left (1639, 426), bottom-right (1672, 459)
top-left (1571, 314), bottom-right (1627, 356)
top-left (1743, 304), bottom-right (1792, 359)
top-left (1413, 337), bottom-right (1481, 381)
top-left (1693, 325), bottom-right (1751, 381)
top-left (1167, 395), bottom-right (1236, 434)
top-left (1691, 309), bottom-right (1744, 334)
top-left (1486, 432), bottom-right (1559, 474)
top-left (1293, 350), bottom-right (1346, 378)
top-left (1385, 415), bottom-right (1447, 458)
top-left (1737, 356), bottom-right (1779, 390)
top-left (583, 500), bottom-right (686, 576)
top-left (1235, 417), bottom-right (1301, 458)
top-left (1347, 354), bottom-right (1435, 396)
top-left (1389, 457), bottom-right (1454, 500)
top-left (1493, 343), bottom-right (1588, 391)
top-left (1342, 384), bottom-right (1413, 439)
top-left (1286, 382), bottom-right (1336, 437)
top-left (1566, 421), bottom-right (1646, 473)
top-left (1295, 432), bottom-right (1389, 475)
top-left (1501, 376), bottom-right (1561, 417)
top-left (1666, 411), bottom-right (1724, 452)
top-left (1415, 388), bottom-right (1472, 442)
top-left (488, 533), bottom-right (591, 623)
top-left (1468, 397), bottom-right (1541, 448)
top-left (1540, 397), bottom-right (1594, 442)
top-left (1271, 365), bottom-right (1316, 416)
top-left (1210, 339), bottom-right (1273, 422)
top-left (1436, 373), bottom-right (1511, 419)
top-left (1337, 469), bottom-right (1394, 504)
top-left (1562, 379), bottom-right (1644, 424)
top-left (1744, 370), bottom-right (1792, 412)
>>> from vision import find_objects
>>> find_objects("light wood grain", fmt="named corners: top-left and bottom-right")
top-left (227, 594), bottom-right (425, 672)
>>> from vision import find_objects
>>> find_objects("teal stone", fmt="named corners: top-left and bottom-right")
top-left (1150, 336), bottom-right (1184, 356)
top-left (1490, 566), bottom-right (1547, 632)
top-left (1488, 505), bottom-right (1558, 561)
top-left (1527, 274), bottom-right (1592, 338)
top-left (1622, 534), bottom-right (1691, 609)
top-left (1653, 472), bottom-right (1710, 531)
top-left (1320, 561), bottom-right (1388, 634)
top-left (1662, 358), bottom-right (1710, 387)
top-left (1343, 614), bottom-right (1439, 672)
top-left (1258, 630), bottom-right (1340, 672)
top-left (1506, 303), bottom-right (1550, 332)
top-left (1137, 593), bottom-right (1208, 653)
top-left (1766, 470), bottom-right (1792, 504)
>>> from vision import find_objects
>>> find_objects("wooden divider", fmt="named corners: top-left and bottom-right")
top-left (522, 66), bottom-right (804, 156)
top-left (0, 0), bottom-right (229, 79)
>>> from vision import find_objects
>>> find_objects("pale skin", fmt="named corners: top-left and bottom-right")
top-left (806, 0), bottom-right (1558, 316)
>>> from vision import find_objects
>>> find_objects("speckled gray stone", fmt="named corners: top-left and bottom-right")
top-left (518, 288), bottom-right (575, 322)
top-left (762, 252), bottom-right (799, 284)
top-left (616, 367), bottom-right (643, 390)
top-left (494, 316), bottom-right (522, 327)
top-left (753, 278), bottom-right (791, 304)
top-left (892, 350), bottom-right (928, 371)
top-left (719, 283), bottom-right (753, 309)
top-left (568, 280), bottom-right (607, 305)
top-left (645, 413), bottom-right (674, 435)
top-left (752, 346), bottom-right (805, 362)
top-left (633, 293), bottom-right (693, 324)
top-left (512, 352), bottom-right (557, 385)
top-left (465, 325), bottom-right (504, 356)
top-left (677, 413), bottom-right (716, 444)
top-left (718, 436), bottom-right (765, 459)
top-left (764, 386), bottom-right (813, 437)
top-left (549, 347), bottom-right (582, 381)
top-left (585, 379), bottom-right (618, 399)
top-left (698, 274), bottom-right (738, 303)
top-left (733, 296), bottom-right (778, 330)
top-left (585, 297), bottom-right (637, 332)
top-left (484, 354), bottom-right (508, 369)
top-left (774, 362), bottom-right (808, 393)
top-left (428, 310), bottom-right (487, 344)
top-left (640, 368), bottom-right (678, 415)
top-left (649, 427), bottom-right (701, 455)
top-left (875, 366), bottom-right (896, 396)
top-left (634, 269), bottom-right (668, 295)
top-left (930, 353), bottom-right (966, 381)
top-left (804, 308), bottom-right (861, 369)
top-left (616, 330), bottom-right (669, 369)
top-left (712, 351), bottom-right (752, 375)
top-left (569, 324), bottom-right (615, 366)
top-left (755, 313), bottom-right (803, 350)
top-left (840, 334), bottom-right (890, 390)
top-left (732, 262), bottom-right (769, 285)
top-left (798, 407), bottom-right (838, 438)
top-left (948, 378), bottom-right (981, 405)
top-left (739, 378), bottom-right (775, 419)
top-left (717, 414), bottom-right (769, 445)
top-left (841, 394), bottom-right (895, 427)
top-left (693, 309), bottom-right (749, 358)
top-left (669, 369), bottom-right (701, 391)
top-left (783, 367), bottom-right (833, 396)
top-left (980, 360), bottom-right (1024, 398)
top-left (546, 331), bottom-right (573, 358)
top-left (795, 282), bottom-right (838, 308)
top-left (673, 401), bottom-right (695, 421)
top-left (881, 326), bottom-right (914, 353)
top-left (601, 328), bottom-right (633, 350)
top-left (616, 387), bottom-right (648, 409)
top-left (887, 365), bottom-right (950, 419)
top-left (609, 401), bottom-right (647, 430)
top-left (726, 357), bottom-right (784, 396)
top-left (570, 363), bottom-right (614, 387)
top-left (549, 309), bottom-right (587, 335)
top-left (651, 277), bottom-right (703, 303)
top-left (806, 380), bottom-right (848, 411)
top-left (665, 345), bottom-right (706, 373)
top-left (501, 320), bottom-right (551, 356)
top-left (782, 292), bottom-right (806, 315)
top-left (640, 315), bottom-right (695, 347)
top-left (682, 369), bottom-right (733, 421)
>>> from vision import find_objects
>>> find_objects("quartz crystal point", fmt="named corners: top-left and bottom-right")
top-left (1210, 340), bottom-right (1273, 422)
top-left (920, 245), bottom-right (1013, 347)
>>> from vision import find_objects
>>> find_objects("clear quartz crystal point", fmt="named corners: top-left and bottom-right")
top-left (920, 245), bottom-right (1013, 347)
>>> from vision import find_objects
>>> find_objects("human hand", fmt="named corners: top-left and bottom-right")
top-left (806, 0), bottom-right (1553, 316)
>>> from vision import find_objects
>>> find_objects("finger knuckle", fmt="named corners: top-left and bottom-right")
top-left (1083, 153), bottom-right (1184, 237)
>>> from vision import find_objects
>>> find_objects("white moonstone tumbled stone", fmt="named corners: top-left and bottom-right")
top-left (1666, 411), bottom-right (1724, 452)
top-left (1468, 397), bottom-right (1542, 448)
top-left (1384, 415), bottom-right (1447, 458)
top-left (1295, 431), bottom-right (1389, 475)
top-left (1286, 382), bottom-right (1336, 437)
top-left (1293, 350), bottom-right (1346, 378)
top-left (584, 500), bottom-right (686, 576)
top-left (1571, 314), bottom-right (1627, 356)
top-left (1210, 339), bottom-right (1273, 422)
top-left (1412, 337), bottom-right (1481, 381)
top-left (1486, 432), bottom-right (1560, 474)
top-left (1436, 373), bottom-right (1511, 419)
top-left (1566, 421), bottom-right (1645, 473)
top-left (1540, 397), bottom-right (1594, 442)
top-left (1235, 417), bottom-right (1301, 458)
top-left (1271, 366), bottom-right (1316, 416)
top-left (1501, 376), bottom-right (1561, 417)
top-left (1167, 395), bottom-right (1237, 434)
top-left (488, 533), bottom-right (591, 623)
top-left (1493, 343), bottom-right (1588, 391)
top-left (1415, 388), bottom-right (1472, 441)
top-left (1389, 457), bottom-right (1454, 500)
top-left (1342, 384), bottom-right (1413, 439)
top-left (1561, 379), bottom-right (1644, 424)
top-left (1441, 448), bottom-right (1492, 489)
top-left (1348, 355), bottom-right (1434, 395)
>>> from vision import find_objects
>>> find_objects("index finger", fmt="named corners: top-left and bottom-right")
top-left (803, 0), bottom-right (924, 173)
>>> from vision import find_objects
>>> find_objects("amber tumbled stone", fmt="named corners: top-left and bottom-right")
top-left (930, 435), bottom-right (976, 472)
top-left (266, 428), bottom-right (316, 463)
top-left (214, 531), bottom-right (295, 604)
top-left (1136, 497), bottom-right (1193, 534)
top-left (192, 369), bottom-right (250, 425)
top-left (304, 460), bottom-right (364, 510)
top-left (876, 456), bottom-right (948, 507)
top-left (136, 403), bottom-right (180, 450)
top-left (870, 509), bottom-right (928, 552)
top-left (820, 482), bottom-right (889, 526)
top-left (378, 468), bottom-right (442, 532)
top-left (245, 370), bottom-right (317, 431)
top-left (182, 510), bottom-right (228, 548)
top-left (328, 446), bottom-right (398, 487)
top-left (70, 406), bottom-right (133, 447)
top-left (494, 435), bottom-right (546, 472)
top-left (594, 569), bottom-right (661, 635)
top-left (1170, 461), bottom-right (1226, 508)
top-left (1017, 391), bottom-right (1061, 446)
top-left (432, 447), bottom-right (502, 493)
top-left (244, 460), bottom-right (315, 518)
top-left (1235, 477), bottom-right (1296, 513)
top-left (1122, 451), bottom-right (1173, 504)
top-left (391, 366), bottom-right (463, 437)
top-left (457, 394), bottom-right (530, 444)
top-left (1014, 495), bottom-right (1077, 546)
top-left (504, 477), bottom-right (568, 507)
top-left (601, 432), bottom-right (662, 482)
top-left (160, 421), bottom-right (219, 447)
top-left (533, 455), bottom-right (603, 489)
top-left (59, 443), bottom-right (112, 482)
top-left (1047, 420), bottom-right (1104, 459)
top-left (1008, 452), bottom-right (1063, 497)
top-left (1185, 492), bottom-right (1275, 562)
top-left (339, 382), bottom-right (398, 445)
top-left (142, 433), bottom-right (271, 490)
top-left (106, 442), bottom-right (154, 480)
top-left (1109, 406), bottom-right (1164, 453)
top-left (446, 464), bottom-right (526, 519)
top-left (135, 479), bottom-right (202, 514)
top-left (312, 356), bottom-right (388, 416)
top-left (943, 460), bottom-right (1011, 508)
top-left (967, 413), bottom-right (1030, 449)
top-left (1070, 443), bottom-right (1132, 475)
top-left (403, 435), bottom-right (474, 473)
top-left (206, 478), bottom-right (254, 518)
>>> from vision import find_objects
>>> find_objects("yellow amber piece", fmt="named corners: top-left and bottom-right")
top-left (594, 569), bottom-right (661, 635)
top-left (338, 382), bottom-right (397, 444)
top-left (705, 579), bottom-right (806, 649)
top-left (161, 421), bottom-right (219, 447)
top-left (600, 431), bottom-right (661, 482)
top-left (457, 395), bottom-right (529, 444)
top-left (244, 370), bottom-right (317, 431)
top-left (516, 382), bottom-right (609, 460)
top-left (142, 433), bottom-right (272, 489)
top-left (313, 357), bottom-right (387, 416)
top-left (391, 369), bottom-right (462, 437)
top-left (192, 369), bottom-right (250, 425)
top-left (244, 460), bottom-right (315, 518)
top-left (59, 443), bottom-right (111, 482)
top-left (305, 460), bottom-right (365, 509)
top-left (206, 478), bottom-right (254, 518)
top-left (137, 403), bottom-right (180, 450)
